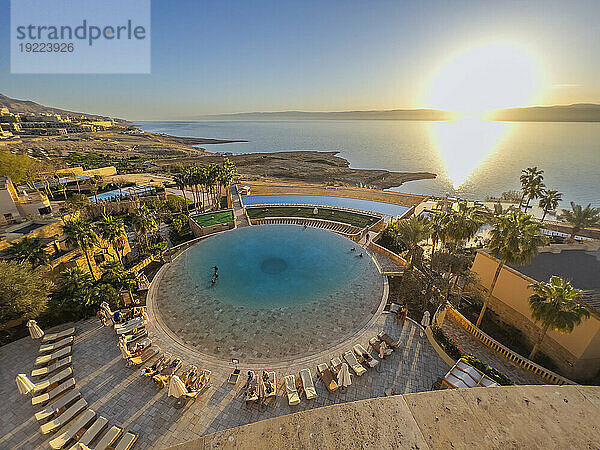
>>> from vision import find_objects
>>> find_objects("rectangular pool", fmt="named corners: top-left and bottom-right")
top-left (90, 185), bottom-right (154, 203)
top-left (241, 194), bottom-right (410, 217)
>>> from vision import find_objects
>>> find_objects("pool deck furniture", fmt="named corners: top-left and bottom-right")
top-left (31, 356), bottom-right (72, 377)
top-left (153, 357), bottom-right (182, 388)
top-left (129, 345), bottom-right (160, 366)
top-left (245, 371), bottom-right (259, 403)
top-left (300, 369), bottom-right (317, 400)
top-left (48, 408), bottom-right (96, 449)
top-left (40, 397), bottom-right (88, 434)
top-left (143, 353), bottom-right (170, 376)
top-left (68, 416), bottom-right (108, 449)
top-left (32, 367), bottom-right (73, 393)
top-left (377, 331), bottom-right (401, 349)
top-left (259, 371), bottom-right (277, 400)
top-left (330, 357), bottom-right (343, 376)
top-left (32, 378), bottom-right (76, 406)
top-left (343, 351), bottom-right (367, 376)
top-left (39, 336), bottom-right (74, 353)
top-left (284, 375), bottom-right (301, 406)
top-left (35, 389), bottom-right (82, 422)
top-left (121, 328), bottom-right (148, 344)
top-left (42, 327), bottom-right (75, 344)
top-left (116, 320), bottom-right (147, 336)
top-left (228, 368), bottom-right (241, 385)
top-left (35, 346), bottom-right (72, 366)
top-left (316, 363), bottom-right (339, 392)
top-left (185, 369), bottom-right (211, 399)
top-left (369, 337), bottom-right (393, 357)
top-left (93, 425), bottom-right (123, 450)
top-left (353, 344), bottom-right (379, 368)
top-left (114, 430), bottom-right (139, 450)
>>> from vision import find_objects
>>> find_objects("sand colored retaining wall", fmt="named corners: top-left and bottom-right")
top-left (169, 385), bottom-right (600, 450)
top-left (242, 182), bottom-right (426, 207)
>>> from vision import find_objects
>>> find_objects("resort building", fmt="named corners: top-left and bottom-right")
top-left (471, 247), bottom-right (600, 382)
top-left (0, 176), bottom-right (52, 225)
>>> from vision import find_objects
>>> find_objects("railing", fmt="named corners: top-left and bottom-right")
top-left (243, 202), bottom-right (385, 219)
top-left (368, 242), bottom-right (408, 268)
top-left (251, 217), bottom-right (362, 237)
top-left (446, 306), bottom-right (575, 385)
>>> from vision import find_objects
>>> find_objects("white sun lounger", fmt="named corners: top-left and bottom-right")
top-left (35, 346), bottom-right (72, 366)
top-left (42, 327), bottom-right (75, 343)
top-left (68, 416), bottom-right (108, 449)
top-left (39, 336), bottom-right (74, 353)
top-left (49, 408), bottom-right (96, 449)
top-left (32, 356), bottom-right (72, 377)
top-left (40, 398), bottom-right (88, 434)
top-left (442, 372), bottom-right (472, 389)
top-left (32, 378), bottom-right (76, 406)
top-left (94, 425), bottom-right (123, 449)
top-left (284, 375), bottom-right (300, 406)
top-left (300, 368), bottom-right (317, 400)
top-left (35, 389), bottom-right (81, 422)
top-left (32, 367), bottom-right (73, 394)
top-left (353, 344), bottom-right (379, 368)
top-left (369, 337), bottom-right (393, 357)
top-left (116, 320), bottom-right (147, 336)
top-left (114, 431), bottom-right (139, 450)
top-left (343, 351), bottom-right (367, 376)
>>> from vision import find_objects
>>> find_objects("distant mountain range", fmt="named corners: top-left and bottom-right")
top-left (0, 93), bottom-right (127, 123)
top-left (489, 103), bottom-right (600, 122)
top-left (196, 103), bottom-right (600, 122)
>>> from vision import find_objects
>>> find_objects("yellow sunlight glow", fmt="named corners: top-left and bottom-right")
top-left (426, 42), bottom-right (541, 115)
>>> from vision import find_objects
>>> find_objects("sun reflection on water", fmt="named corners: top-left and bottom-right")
top-left (428, 118), bottom-right (512, 189)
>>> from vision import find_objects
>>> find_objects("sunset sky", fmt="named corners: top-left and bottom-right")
top-left (0, 0), bottom-right (599, 119)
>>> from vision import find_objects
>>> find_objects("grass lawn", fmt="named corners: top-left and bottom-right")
top-left (246, 206), bottom-right (379, 228)
top-left (191, 210), bottom-right (234, 227)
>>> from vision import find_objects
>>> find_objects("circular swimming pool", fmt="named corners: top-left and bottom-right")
top-left (153, 225), bottom-right (384, 361)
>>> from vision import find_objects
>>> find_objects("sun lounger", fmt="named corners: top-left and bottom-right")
top-left (32, 356), bottom-right (72, 377)
top-left (369, 337), bottom-right (393, 357)
top-left (42, 327), bottom-right (75, 343)
top-left (184, 369), bottom-right (211, 398)
top-left (49, 408), bottom-right (96, 449)
top-left (353, 344), bottom-right (379, 368)
top-left (69, 416), bottom-right (108, 449)
top-left (245, 371), bottom-right (259, 403)
top-left (40, 336), bottom-right (74, 353)
top-left (35, 389), bottom-right (81, 422)
top-left (257, 371), bottom-right (276, 400)
top-left (120, 327), bottom-right (148, 344)
top-left (32, 378), bottom-right (76, 406)
top-left (32, 367), bottom-right (73, 394)
top-left (330, 356), bottom-right (343, 376)
top-left (35, 346), bottom-right (72, 366)
top-left (114, 431), bottom-right (138, 450)
top-left (40, 398), bottom-right (88, 434)
top-left (228, 367), bottom-right (241, 385)
top-left (284, 375), bottom-right (300, 406)
top-left (129, 345), bottom-right (160, 366)
top-left (343, 351), bottom-right (367, 376)
top-left (142, 353), bottom-right (170, 376)
top-left (377, 331), bottom-right (400, 349)
top-left (114, 315), bottom-right (143, 329)
top-left (317, 363), bottom-right (339, 392)
top-left (115, 317), bottom-right (145, 333)
top-left (94, 425), bottom-right (123, 450)
top-left (153, 357), bottom-right (182, 388)
top-left (300, 369), bottom-right (317, 400)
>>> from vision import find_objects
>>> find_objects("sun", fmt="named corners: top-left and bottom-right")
top-left (425, 42), bottom-right (542, 115)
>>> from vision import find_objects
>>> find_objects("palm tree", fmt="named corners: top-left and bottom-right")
top-left (519, 167), bottom-right (544, 210)
top-left (476, 211), bottom-right (547, 327)
top-left (97, 215), bottom-right (127, 262)
top-left (6, 237), bottom-right (50, 267)
top-left (173, 171), bottom-right (188, 211)
top-left (429, 211), bottom-right (449, 257)
top-left (444, 202), bottom-right (485, 252)
top-left (560, 202), bottom-right (600, 239)
top-left (528, 276), bottom-right (589, 359)
top-left (131, 204), bottom-right (157, 251)
top-left (393, 215), bottom-right (431, 270)
top-left (538, 190), bottom-right (562, 222)
top-left (63, 218), bottom-right (99, 280)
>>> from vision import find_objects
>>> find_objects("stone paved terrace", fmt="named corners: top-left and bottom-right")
top-left (442, 315), bottom-right (546, 385)
top-left (1, 313), bottom-right (448, 449)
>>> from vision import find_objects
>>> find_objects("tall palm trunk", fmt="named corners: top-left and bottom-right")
top-left (529, 323), bottom-right (550, 360)
top-left (541, 210), bottom-right (547, 222)
top-left (476, 258), bottom-right (505, 327)
top-left (83, 248), bottom-right (97, 281)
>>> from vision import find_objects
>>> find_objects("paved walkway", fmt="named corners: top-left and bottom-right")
top-left (231, 185), bottom-right (250, 228)
top-left (442, 315), bottom-right (546, 385)
top-left (1, 314), bottom-right (448, 449)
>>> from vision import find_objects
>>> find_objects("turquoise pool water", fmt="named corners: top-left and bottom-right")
top-left (241, 194), bottom-right (410, 217)
top-left (154, 225), bottom-right (383, 360)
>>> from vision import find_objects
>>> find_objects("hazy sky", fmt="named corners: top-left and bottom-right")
top-left (1, 0), bottom-right (599, 119)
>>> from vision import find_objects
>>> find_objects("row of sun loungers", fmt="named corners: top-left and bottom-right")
top-left (28, 324), bottom-right (139, 449)
top-left (256, 217), bottom-right (361, 235)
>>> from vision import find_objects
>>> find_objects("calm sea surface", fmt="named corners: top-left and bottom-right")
top-left (135, 120), bottom-right (599, 207)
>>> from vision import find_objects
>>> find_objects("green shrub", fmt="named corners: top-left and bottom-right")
top-left (431, 324), bottom-right (462, 360)
top-left (461, 355), bottom-right (514, 386)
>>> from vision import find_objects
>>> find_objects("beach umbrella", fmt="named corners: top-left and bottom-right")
top-left (168, 375), bottom-right (188, 398)
top-left (337, 363), bottom-right (352, 388)
top-left (378, 341), bottom-right (388, 359)
top-left (421, 311), bottom-right (431, 328)
top-left (16, 374), bottom-right (35, 395)
top-left (27, 320), bottom-right (44, 339)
